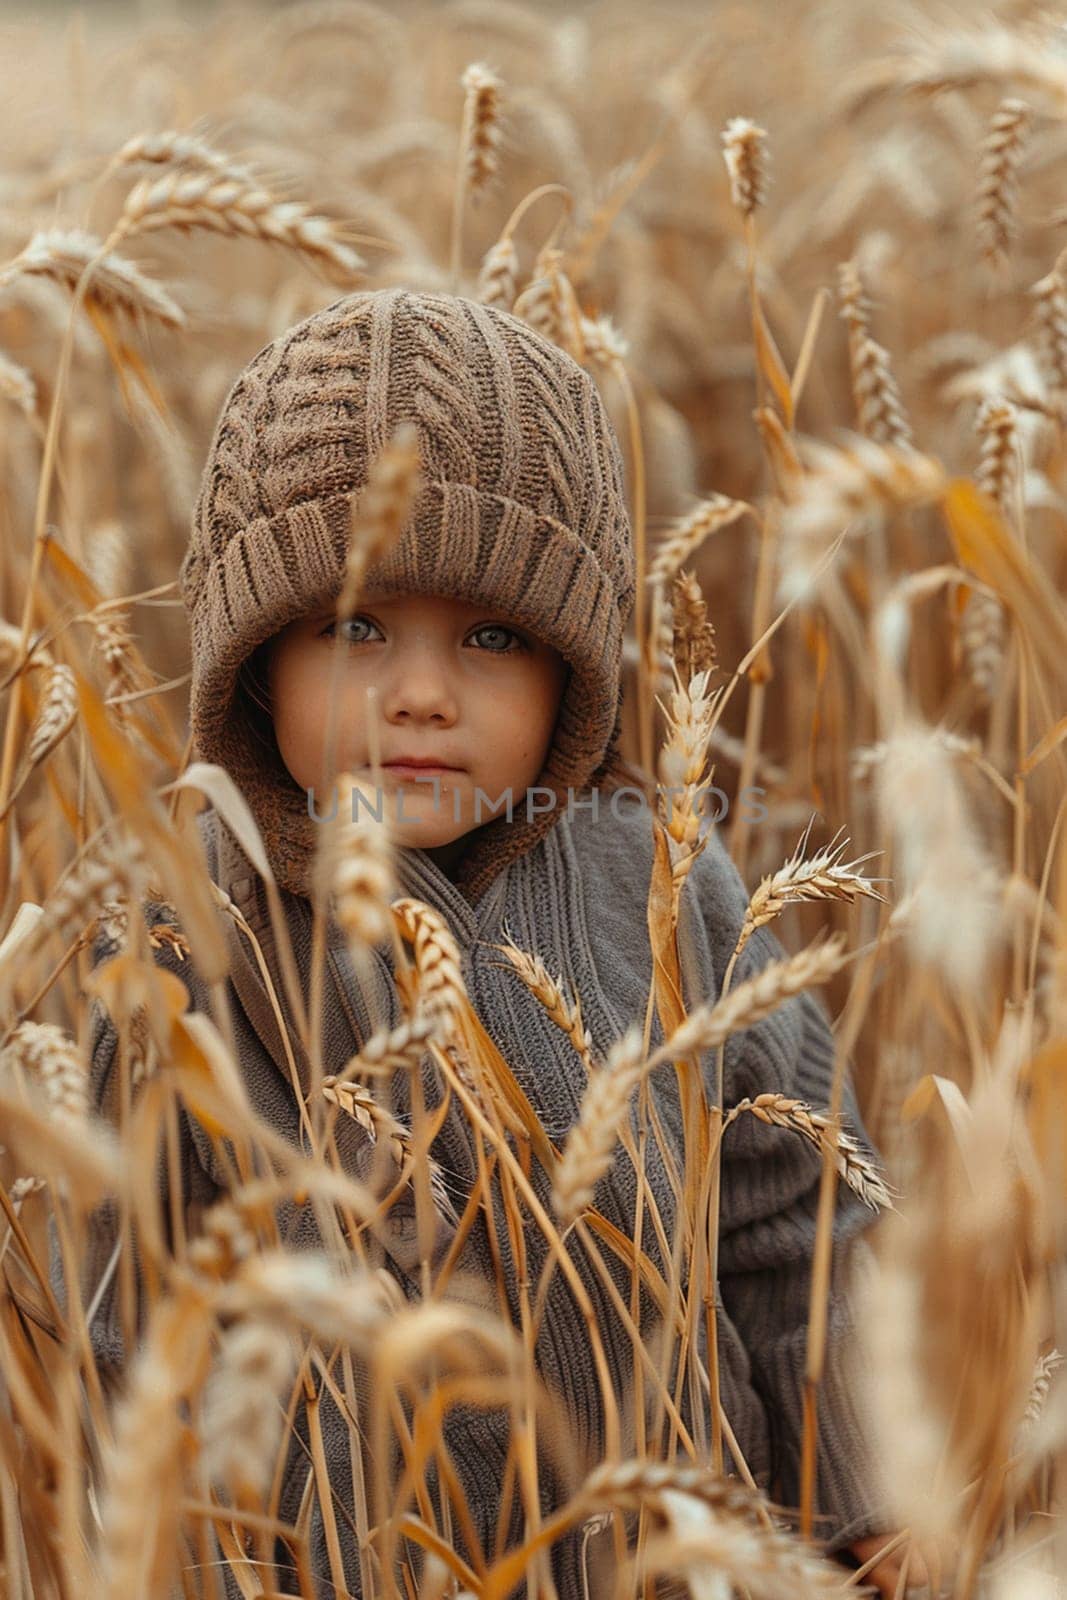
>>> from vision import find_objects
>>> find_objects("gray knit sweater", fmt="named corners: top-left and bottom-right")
top-left (72, 794), bottom-right (891, 1597)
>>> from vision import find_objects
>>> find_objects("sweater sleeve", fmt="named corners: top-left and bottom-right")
top-left (681, 834), bottom-right (895, 1556)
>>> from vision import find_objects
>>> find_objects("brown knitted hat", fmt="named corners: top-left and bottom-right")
top-left (180, 287), bottom-right (635, 903)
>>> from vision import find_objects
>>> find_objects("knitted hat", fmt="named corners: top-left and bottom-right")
top-left (180, 287), bottom-right (635, 903)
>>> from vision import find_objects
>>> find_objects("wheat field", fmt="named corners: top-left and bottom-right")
top-left (0, 0), bottom-right (1065, 1595)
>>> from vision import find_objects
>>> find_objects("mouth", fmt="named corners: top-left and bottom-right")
top-left (379, 762), bottom-right (463, 777)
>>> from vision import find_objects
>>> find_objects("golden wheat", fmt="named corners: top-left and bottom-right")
top-left (721, 116), bottom-right (769, 218)
top-left (646, 934), bottom-right (850, 1076)
top-left (669, 569), bottom-right (718, 690)
top-left (488, 927), bottom-right (592, 1068)
top-left (339, 421), bottom-right (422, 614)
top-left (110, 171), bottom-right (366, 285)
top-left (722, 1092), bottom-right (896, 1211)
top-left (0, 227), bottom-right (186, 329)
top-left (646, 495), bottom-right (754, 587)
top-left (977, 98), bottom-right (1032, 269)
top-left (552, 1024), bottom-right (645, 1226)
top-left (201, 1319), bottom-right (297, 1500)
top-left (459, 62), bottom-right (505, 198)
top-left (475, 232), bottom-right (519, 307)
top-left (0, 1020), bottom-right (87, 1123)
top-left (740, 821), bottom-right (887, 945)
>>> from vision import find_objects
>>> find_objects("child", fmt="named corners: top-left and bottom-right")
top-left (78, 287), bottom-right (925, 1598)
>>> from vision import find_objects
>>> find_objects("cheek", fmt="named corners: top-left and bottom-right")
top-left (495, 664), bottom-right (565, 762)
top-left (269, 654), bottom-right (329, 770)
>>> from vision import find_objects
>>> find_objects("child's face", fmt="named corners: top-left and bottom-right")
top-left (266, 591), bottom-right (570, 866)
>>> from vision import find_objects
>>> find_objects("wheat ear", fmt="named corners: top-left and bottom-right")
top-left (646, 934), bottom-right (850, 1074)
top-left (552, 1025), bottom-right (645, 1227)
top-left (978, 98), bottom-right (1032, 269)
top-left (721, 117), bottom-right (769, 217)
top-left (741, 820), bottom-right (887, 945)
top-left (722, 1092), bottom-right (896, 1211)
top-left (0, 227), bottom-right (185, 329)
top-left (647, 495), bottom-right (753, 587)
top-left (109, 170), bottom-right (365, 285)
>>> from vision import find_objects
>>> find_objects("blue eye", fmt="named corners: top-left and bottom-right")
top-left (471, 624), bottom-right (522, 652)
top-left (321, 616), bottom-right (524, 651)
top-left (324, 615), bottom-right (380, 644)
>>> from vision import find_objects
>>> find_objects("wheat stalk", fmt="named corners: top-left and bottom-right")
top-left (851, 729), bottom-right (980, 782)
top-left (23, 835), bottom-right (148, 958)
top-left (723, 1092), bottom-right (896, 1212)
top-left (217, 1251), bottom-right (398, 1350)
top-left (512, 263), bottom-right (564, 339)
top-left (978, 98), bottom-right (1032, 269)
top-left (1014, 1347), bottom-right (1065, 1450)
top-left (552, 1025), bottom-right (649, 1227)
top-left (975, 393), bottom-right (1020, 514)
top-left (875, 719), bottom-right (1004, 992)
top-left (321, 1076), bottom-right (458, 1225)
top-left (1029, 266), bottom-right (1067, 405)
top-left (647, 495), bottom-right (754, 587)
top-left (669, 569), bottom-right (718, 688)
top-left (85, 520), bottom-right (131, 599)
top-left (579, 1458), bottom-right (769, 1525)
top-left (0, 227), bottom-right (185, 329)
top-left (512, 245), bottom-right (584, 353)
top-left (850, 334), bottom-right (913, 448)
top-left (636, 1521), bottom-right (849, 1598)
top-left (740, 820), bottom-right (887, 945)
top-left (186, 1198), bottom-right (258, 1280)
top-left (656, 665), bottom-right (717, 850)
top-left (91, 607), bottom-right (157, 734)
top-left (841, 19), bottom-right (1067, 117)
top-left (106, 129), bottom-right (258, 185)
top-left (0, 349), bottom-right (35, 417)
top-left (650, 581), bottom-right (675, 698)
top-left (449, 59), bottom-right (505, 285)
top-left (959, 586), bottom-right (1008, 707)
top-left (488, 928), bottom-right (593, 1070)
top-left (390, 898), bottom-right (469, 1027)
top-left (99, 1287), bottom-right (215, 1596)
top-left (579, 312), bottom-right (629, 375)
top-left (460, 62), bottom-right (505, 198)
top-left (339, 422), bottom-right (422, 614)
top-left (646, 933), bottom-right (850, 1075)
top-left (333, 1008), bottom-right (441, 1080)
top-left (476, 233), bottom-right (519, 307)
top-left (721, 117), bottom-right (769, 218)
top-left (1, 1021), bottom-right (87, 1124)
top-left (201, 1319), bottom-right (296, 1501)
top-left (0, 620), bottom-right (51, 684)
top-left (109, 171), bottom-right (365, 285)
top-left (314, 774), bottom-right (396, 950)
top-left (0, 663), bottom-right (79, 820)
top-left (837, 259), bottom-right (912, 447)
top-left (776, 435), bottom-right (948, 605)
top-left (836, 257), bottom-right (874, 344)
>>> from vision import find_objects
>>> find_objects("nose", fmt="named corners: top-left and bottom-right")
top-left (379, 639), bottom-right (458, 725)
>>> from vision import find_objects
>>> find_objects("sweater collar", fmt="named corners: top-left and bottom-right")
top-left (391, 844), bottom-right (512, 950)
top-left (205, 808), bottom-right (514, 1085)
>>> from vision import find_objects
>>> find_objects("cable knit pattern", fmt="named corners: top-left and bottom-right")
top-left (181, 288), bottom-right (634, 903)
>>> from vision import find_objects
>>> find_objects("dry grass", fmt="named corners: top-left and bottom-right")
top-left (0, 1), bottom-right (1066, 1597)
